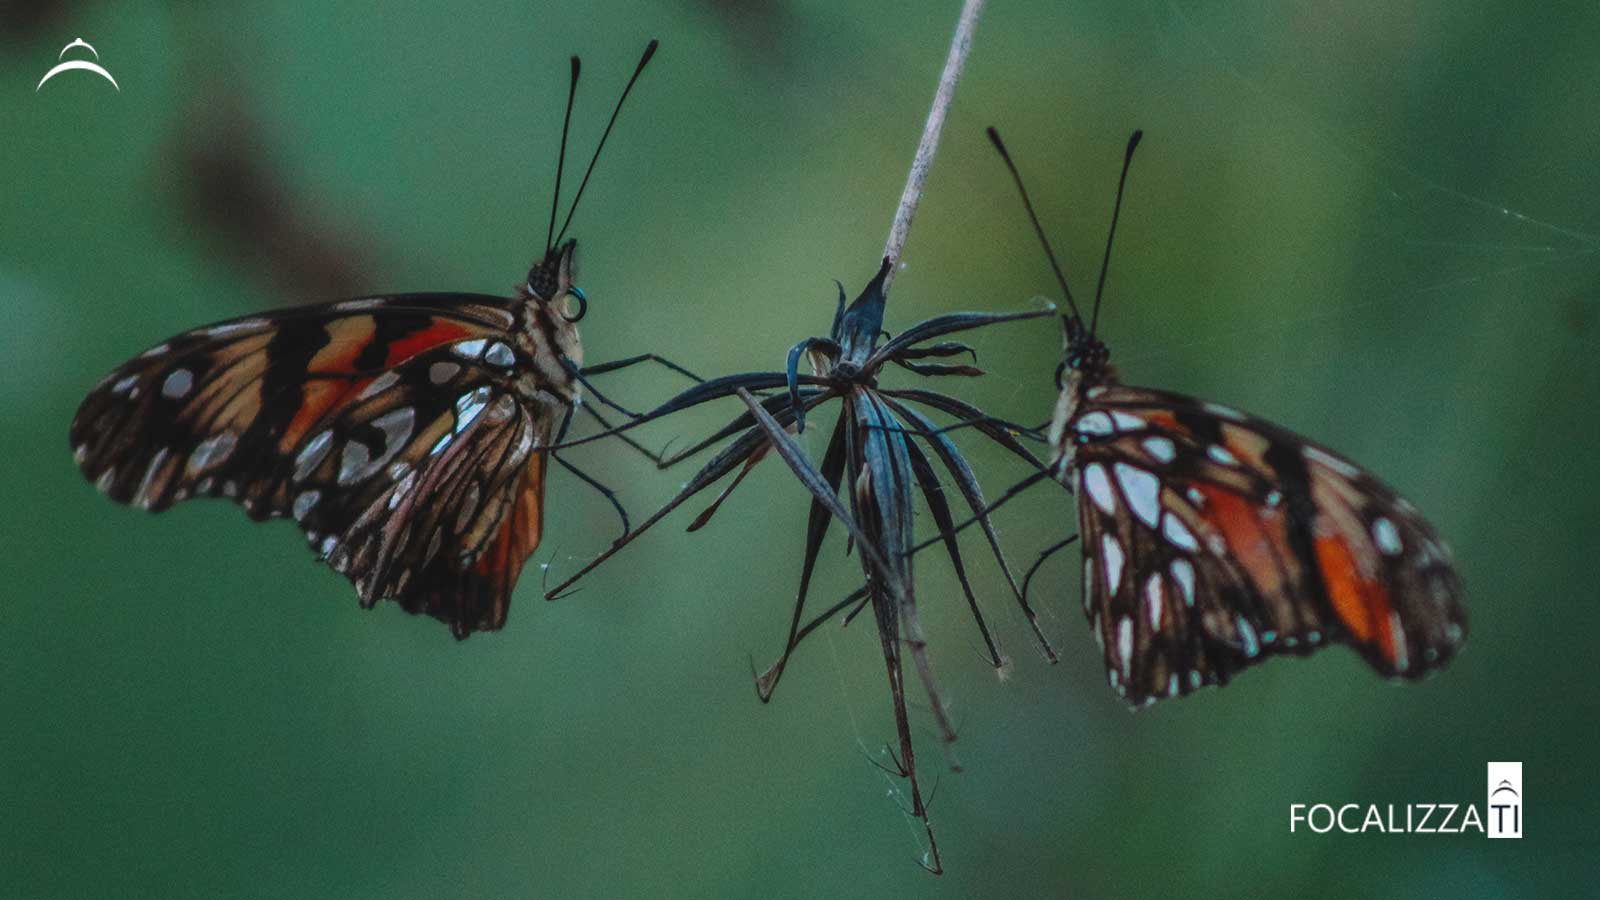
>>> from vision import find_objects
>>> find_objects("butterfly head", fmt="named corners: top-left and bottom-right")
top-left (987, 126), bottom-right (1140, 397)
top-left (524, 239), bottom-right (586, 362)
top-left (1061, 314), bottom-right (1110, 382)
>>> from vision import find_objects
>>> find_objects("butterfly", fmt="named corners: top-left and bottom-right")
top-left (69, 41), bottom-right (663, 639)
top-left (987, 127), bottom-right (1468, 705)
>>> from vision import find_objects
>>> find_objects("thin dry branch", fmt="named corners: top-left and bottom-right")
top-left (881, 0), bottom-right (986, 295)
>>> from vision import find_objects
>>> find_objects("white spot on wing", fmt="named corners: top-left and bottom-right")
top-left (1373, 517), bottom-right (1403, 555)
top-left (1110, 411), bottom-right (1144, 431)
top-left (1114, 462), bottom-right (1161, 527)
top-left (1116, 617), bottom-right (1134, 677)
top-left (205, 318), bottom-right (268, 337)
top-left (295, 430), bottom-right (334, 481)
top-left (161, 369), bottom-right (193, 399)
top-left (1141, 436), bottom-right (1176, 463)
top-left (1389, 611), bottom-right (1409, 671)
top-left (1206, 444), bottom-right (1238, 466)
top-left (111, 375), bottom-right (138, 395)
top-left (1170, 558), bottom-right (1196, 606)
top-left (454, 386), bottom-right (491, 432)
top-left (1144, 574), bottom-right (1164, 628)
top-left (1083, 463), bottom-right (1116, 514)
top-left (337, 440), bottom-right (372, 486)
top-left (133, 449), bottom-right (170, 508)
top-left (452, 338), bottom-right (488, 360)
top-left (484, 342), bottom-right (515, 368)
top-left (187, 431), bottom-right (237, 475)
top-left (1101, 534), bottom-right (1125, 594)
top-left (1076, 411), bottom-right (1115, 436)
top-left (293, 490), bottom-right (320, 521)
top-left (338, 406), bottom-right (415, 486)
top-left (357, 371), bottom-right (400, 400)
top-left (428, 361), bottom-right (460, 385)
top-left (1162, 513), bottom-right (1199, 551)
top-left (1202, 402), bottom-right (1244, 421)
top-left (1305, 445), bottom-right (1362, 478)
top-left (1236, 616), bottom-right (1260, 658)
top-left (334, 299), bottom-right (383, 311)
top-left (139, 342), bottom-right (171, 359)
top-left (95, 467), bottom-right (116, 492)
top-left (374, 406), bottom-right (415, 450)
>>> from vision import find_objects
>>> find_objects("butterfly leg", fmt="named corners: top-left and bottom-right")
top-left (551, 451), bottom-right (631, 540)
top-left (548, 407), bottom-right (632, 538)
top-left (579, 353), bottom-right (705, 383)
top-left (578, 403), bottom-right (676, 466)
top-left (565, 364), bottom-right (643, 418)
top-left (907, 467), bottom-right (1056, 553)
top-left (863, 415), bottom-right (1045, 442)
top-left (566, 352), bottom-right (714, 420)
top-left (1020, 534), bottom-right (1080, 607)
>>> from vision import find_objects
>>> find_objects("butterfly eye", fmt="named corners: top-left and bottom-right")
top-left (562, 286), bottom-right (588, 323)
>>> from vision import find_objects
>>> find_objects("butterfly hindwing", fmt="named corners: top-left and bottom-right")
top-left (1070, 384), bottom-right (1466, 706)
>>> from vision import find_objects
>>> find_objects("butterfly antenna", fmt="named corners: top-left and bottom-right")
top-left (545, 56), bottom-right (582, 255)
top-left (1089, 129), bottom-right (1142, 339)
top-left (987, 126), bottom-right (1082, 322)
top-left (554, 39), bottom-right (658, 246)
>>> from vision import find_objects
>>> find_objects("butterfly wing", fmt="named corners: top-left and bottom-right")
top-left (70, 295), bottom-right (561, 636)
top-left (1069, 384), bottom-right (1466, 705)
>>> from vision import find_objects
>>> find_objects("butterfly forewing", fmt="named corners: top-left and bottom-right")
top-left (1064, 383), bottom-right (1466, 706)
top-left (70, 293), bottom-right (564, 637)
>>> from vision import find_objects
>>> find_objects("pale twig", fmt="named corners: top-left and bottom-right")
top-left (881, 0), bottom-right (986, 295)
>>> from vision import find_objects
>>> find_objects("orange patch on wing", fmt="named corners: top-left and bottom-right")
top-left (1195, 485), bottom-right (1292, 598)
top-left (308, 317), bottom-right (377, 374)
top-left (279, 376), bottom-right (374, 451)
top-left (383, 320), bottom-right (475, 367)
top-left (474, 453), bottom-right (548, 626)
top-left (1314, 534), bottom-right (1395, 661)
top-left (1219, 423), bottom-right (1272, 471)
top-left (278, 318), bottom-right (479, 452)
top-left (1140, 410), bottom-right (1185, 435)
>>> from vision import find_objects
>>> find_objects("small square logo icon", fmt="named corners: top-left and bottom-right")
top-left (1487, 762), bottom-right (1522, 838)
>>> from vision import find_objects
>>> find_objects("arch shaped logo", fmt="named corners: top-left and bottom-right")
top-left (37, 38), bottom-right (120, 92)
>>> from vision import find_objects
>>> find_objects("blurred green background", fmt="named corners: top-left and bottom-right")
top-left (3, 1), bottom-right (1596, 897)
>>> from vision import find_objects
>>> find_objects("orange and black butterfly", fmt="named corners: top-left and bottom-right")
top-left (987, 127), bottom-right (1467, 705)
top-left (69, 42), bottom-right (664, 638)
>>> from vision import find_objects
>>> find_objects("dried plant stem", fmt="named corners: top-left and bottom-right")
top-left (881, 0), bottom-right (986, 294)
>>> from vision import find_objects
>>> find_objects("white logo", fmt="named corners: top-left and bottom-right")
top-left (1287, 762), bottom-right (1525, 839)
top-left (1487, 761), bottom-right (1523, 838)
top-left (37, 38), bottom-right (120, 92)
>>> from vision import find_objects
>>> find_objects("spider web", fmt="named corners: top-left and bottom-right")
top-left (1143, 1), bottom-right (1599, 373)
